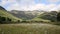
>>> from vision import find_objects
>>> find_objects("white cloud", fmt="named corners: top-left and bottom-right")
top-left (0, 0), bottom-right (17, 6)
top-left (7, 3), bottom-right (60, 11)
top-left (0, 0), bottom-right (60, 11)
top-left (50, 4), bottom-right (60, 11)
top-left (7, 4), bottom-right (46, 11)
top-left (0, 0), bottom-right (7, 6)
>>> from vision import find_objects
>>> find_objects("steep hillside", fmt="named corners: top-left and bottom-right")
top-left (0, 6), bottom-right (22, 23)
top-left (0, 6), bottom-right (6, 10)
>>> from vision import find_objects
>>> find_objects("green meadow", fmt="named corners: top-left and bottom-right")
top-left (0, 23), bottom-right (60, 34)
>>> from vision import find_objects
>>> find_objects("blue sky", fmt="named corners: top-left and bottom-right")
top-left (0, 0), bottom-right (60, 11)
top-left (35, 0), bottom-right (60, 4)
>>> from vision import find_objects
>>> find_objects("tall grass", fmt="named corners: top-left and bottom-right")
top-left (0, 23), bottom-right (60, 34)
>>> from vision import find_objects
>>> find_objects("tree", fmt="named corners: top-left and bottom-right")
top-left (7, 18), bottom-right (11, 21)
top-left (1, 17), bottom-right (6, 21)
top-left (17, 20), bottom-right (20, 22)
top-left (57, 12), bottom-right (60, 21)
top-left (0, 16), bottom-right (6, 24)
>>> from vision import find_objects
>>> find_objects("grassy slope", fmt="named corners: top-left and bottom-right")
top-left (32, 11), bottom-right (57, 22)
top-left (0, 10), bottom-right (22, 22)
top-left (32, 12), bottom-right (51, 22)
top-left (0, 23), bottom-right (60, 34)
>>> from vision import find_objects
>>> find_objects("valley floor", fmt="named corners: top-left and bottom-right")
top-left (0, 23), bottom-right (60, 34)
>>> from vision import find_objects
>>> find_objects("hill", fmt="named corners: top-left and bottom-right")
top-left (32, 11), bottom-right (58, 22)
top-left (0, 6), bottom-right (22, 23)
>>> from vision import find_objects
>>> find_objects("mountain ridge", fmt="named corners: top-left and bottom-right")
top-left (9, 10), bottom-right (44, 20)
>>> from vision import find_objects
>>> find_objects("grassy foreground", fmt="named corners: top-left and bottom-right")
top-left (0, 23), bottom-right (60, 34)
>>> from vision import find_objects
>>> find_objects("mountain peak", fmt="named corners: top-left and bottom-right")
top-left (0, 6), bottom-right (6, 10)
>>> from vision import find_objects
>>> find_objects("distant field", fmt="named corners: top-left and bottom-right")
top-left (0, 23), bottom-right (60, 34)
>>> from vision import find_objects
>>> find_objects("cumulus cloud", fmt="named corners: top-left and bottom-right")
top-left (7, 3), bottom-right (59, 11)
top-left (0, 0), bottom-right (60, 11)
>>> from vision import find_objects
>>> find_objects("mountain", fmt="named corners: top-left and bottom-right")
top-left (33, 11), bottom-right (58, 22)
top-left (9, 10), bottom-right (44, 20)
top-left (7, 9), bottom-right (58, 23)
top-left (0, 6), bottom-right (22, 23)
top-left (0, 6), bottom-right (6, 10)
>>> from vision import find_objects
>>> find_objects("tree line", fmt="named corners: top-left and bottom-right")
top-left (0, 16), bottom-right (11, 24)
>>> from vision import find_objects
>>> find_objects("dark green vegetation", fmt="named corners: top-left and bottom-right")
top-left (57, 12), bottom-right (60, 21)
top-left (0, 23), bottom-right (60, 34)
